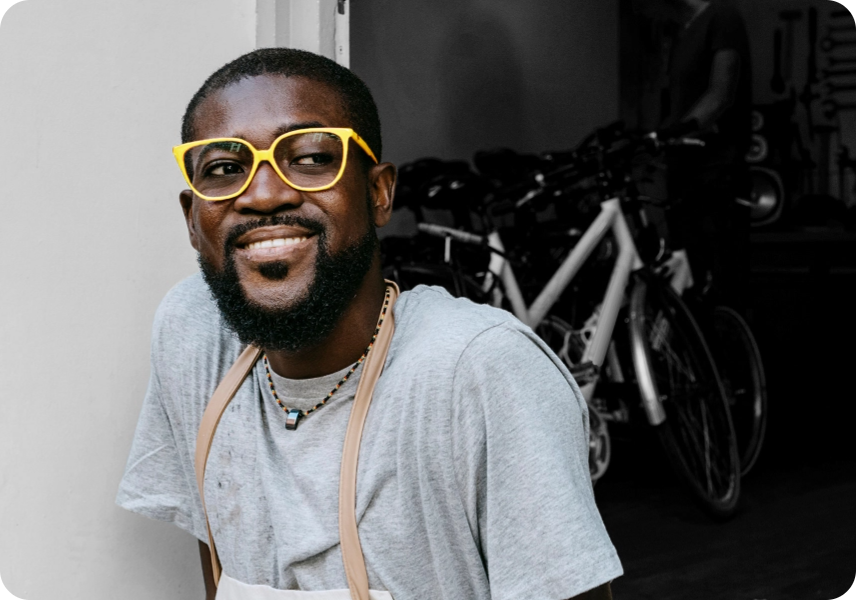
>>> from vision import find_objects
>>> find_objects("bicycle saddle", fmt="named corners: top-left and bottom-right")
top-left (395, 159), bottom-right (474, 210)
top-left (473, 148), bottom-right (548, 185)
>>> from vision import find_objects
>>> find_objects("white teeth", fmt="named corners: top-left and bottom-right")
top-left (246, 237), bottom-right (307, 250)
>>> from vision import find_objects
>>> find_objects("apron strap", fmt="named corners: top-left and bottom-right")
top-left (339, 282), bottom-right (398, 600)
top-left (194, 281), bottom-right (400, 597)
top-left (195, 343), bottom-right (262, 587)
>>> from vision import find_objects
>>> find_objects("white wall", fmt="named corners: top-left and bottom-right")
top-left (0, 1), bottom-right (256, 598)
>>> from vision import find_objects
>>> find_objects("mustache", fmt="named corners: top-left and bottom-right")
top-left (223, 215), bottom-right (326, 250)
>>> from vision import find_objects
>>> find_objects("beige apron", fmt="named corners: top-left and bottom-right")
top-left (195, 283), bottom-right (399, 600)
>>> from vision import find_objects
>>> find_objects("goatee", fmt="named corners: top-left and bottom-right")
top-left (199, 216), bottom-right (378, 352)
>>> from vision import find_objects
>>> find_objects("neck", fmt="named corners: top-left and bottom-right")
top-left (264, 257), bottom-right (387, 379)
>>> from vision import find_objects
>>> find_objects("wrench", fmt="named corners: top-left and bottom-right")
top-left (836, 146), bottom-right (856, 200)
top-left (800, 83), bottom-right (820, 139)
top-left (822, 98), bottom-right (856, 119)
top-left (826, 81), bottom-right (856, 94)
top-left (827, 24), bottom-right (856, 35)
top-left (828, 55), bottom-right (856, 67)
top-left (822, 67), bottom-right (856, 78)
top-left (821, 36), bottom-right (856, 52)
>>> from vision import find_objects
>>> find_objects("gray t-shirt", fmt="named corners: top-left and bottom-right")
top-left (117, 274), bottom-right (622, 599)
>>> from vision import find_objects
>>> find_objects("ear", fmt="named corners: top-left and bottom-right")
top-left (179, 189), bottom-right (200, 251)
top-left (368, 162), bottom-right (397, 228)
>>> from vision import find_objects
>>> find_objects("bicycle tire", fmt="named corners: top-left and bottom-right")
top-left (629, 276), bottom-right (741, 518)
top-left (709, 306), bottom-right (768, 476)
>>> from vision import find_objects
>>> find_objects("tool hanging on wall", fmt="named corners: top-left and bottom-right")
top-left (828, 55), bottom-right (856, 67)
top-left (771, 29), bottom-right (786, 94)
top-left (828, 24), bottom-right (856, 35)
top-left (826, 81), bottom-right (856, 94)
top-left (822, 98), bottom-right (856, 119)
top-left (802, 7), bottom-right (820, 140)
top-left (822, 67), bottom-right (856, 79)
top-left (836, 146), bottom-right (856, 203)
top-left (800, 84), bottom-right (819, 139)
top-left (821, 36), bottom-right (856, 52)
top-left (780, 10), bottom-right (802, 84)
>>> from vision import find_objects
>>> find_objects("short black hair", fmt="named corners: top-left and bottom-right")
top-left (181, 48), bottom-right (382, 161)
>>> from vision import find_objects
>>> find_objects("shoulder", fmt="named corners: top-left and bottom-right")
top-left (149, 273), bottom-right (241, 390)
top-left (153, 272), bottom-right (219, 331)
top-left (390, 284), bottom-right (578, 398)
top-left (390, 285), bottom-right (533, 366)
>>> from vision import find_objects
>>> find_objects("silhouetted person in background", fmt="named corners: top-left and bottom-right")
top-left (636, 0), bottom-right (752, 310)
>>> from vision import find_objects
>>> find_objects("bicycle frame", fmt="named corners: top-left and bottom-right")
top-left (499, 199), bottom-right (641, 395)
top-left (417, 196), bottom-right (698, 426)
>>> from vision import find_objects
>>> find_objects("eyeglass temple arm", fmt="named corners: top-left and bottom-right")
top-left (350, 132), bottom-right (379, 164)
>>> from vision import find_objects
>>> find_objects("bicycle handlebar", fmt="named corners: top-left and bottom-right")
top-left (644, 131), bottom-right (706, 149)
top-left (417, 222), bottom-right (486, 245)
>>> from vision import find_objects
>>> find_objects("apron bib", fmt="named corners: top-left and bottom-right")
top-left (216, 573), bottom-right (393, 600)
top-left (195, 282), bottom-right (400, 600)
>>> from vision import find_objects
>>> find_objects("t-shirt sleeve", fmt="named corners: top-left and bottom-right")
top-left (115, 333), bottom-right (208, 543)
top-left (450, 322), bottom-right (622, 600)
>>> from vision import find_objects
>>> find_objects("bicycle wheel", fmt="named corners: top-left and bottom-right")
top-left (536, 315), bottom-right (611, 484)
top-left (709, 306), bottom-right (767, 476)
top-left (629, 276), bottom-right (741, 518)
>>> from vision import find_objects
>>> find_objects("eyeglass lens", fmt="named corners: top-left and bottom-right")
top-left (187, 131), bottom-right (346, 197)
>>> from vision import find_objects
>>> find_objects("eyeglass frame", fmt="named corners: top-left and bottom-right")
top-left (172, 127), bottom-right (379, 202)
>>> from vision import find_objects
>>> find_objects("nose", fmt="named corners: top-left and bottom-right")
top-left (232, 161), bottom-right (303, 214)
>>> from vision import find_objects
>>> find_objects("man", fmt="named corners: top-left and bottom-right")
top-left (637, 0), bottom-right (752, 308)
top-left (117, 48), bottom-right (621, 599)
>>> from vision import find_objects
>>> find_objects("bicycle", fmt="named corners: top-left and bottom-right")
top-left (655, 143), bottom-right (770, 477)
top-left (383, 126), bottom-right (743, 517)
top-left (675, 283), bottom-right (768, 476)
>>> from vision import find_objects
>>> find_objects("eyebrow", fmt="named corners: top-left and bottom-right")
top-left (212, 121), bottom-right (329, 148)
top-left (187, 122), bottom-right (331, 174)
top-left (269, 121), bottom-right (327, 138)
top-left (192, 141), bottom-right (249, 168)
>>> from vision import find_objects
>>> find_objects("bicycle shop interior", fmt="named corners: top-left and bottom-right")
top-left (351, 0), bottom-right (856, 598)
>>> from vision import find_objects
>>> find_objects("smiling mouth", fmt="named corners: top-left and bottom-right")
top-left (233, 231), bottom-right (317, 266)
top-left (243, 236), bottom-right (310, 250)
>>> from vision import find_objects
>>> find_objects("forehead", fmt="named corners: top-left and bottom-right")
top-left (192, 75), bottom-right (351, 144)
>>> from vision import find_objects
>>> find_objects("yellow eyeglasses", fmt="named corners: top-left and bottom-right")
top-left (173, 127), bottom-right (379, 202)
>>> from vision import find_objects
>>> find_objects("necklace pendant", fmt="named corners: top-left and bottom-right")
top-left (285, 409), bottom-right (303, 430)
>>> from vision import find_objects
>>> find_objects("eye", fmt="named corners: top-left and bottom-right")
top-left (292, 153), bottom-right (334, 166)
top-left (203, 162), bottom-right (245, 176)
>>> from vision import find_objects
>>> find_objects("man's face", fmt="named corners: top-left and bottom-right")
top-left (179, 74), bottom-right (391, 350)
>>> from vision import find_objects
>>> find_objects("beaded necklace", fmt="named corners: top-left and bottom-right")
top-left (263, 287), bottom-right (391, 430)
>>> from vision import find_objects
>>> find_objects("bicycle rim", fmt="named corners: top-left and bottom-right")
top-left (710, 306), bottom-right (768, 476)
top-left (630, 277), bottom-right (741, 518)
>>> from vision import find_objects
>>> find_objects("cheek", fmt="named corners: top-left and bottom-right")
top-left (314, 185), bottom-right (371, 241)
top-left (193, 203), bottom-right (230, 258)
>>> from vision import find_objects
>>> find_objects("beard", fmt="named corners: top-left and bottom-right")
top-left (199, 214), bottom-right (378, 352)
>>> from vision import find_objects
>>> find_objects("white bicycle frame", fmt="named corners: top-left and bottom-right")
top-left (418, 196), bottom-right (693, 426)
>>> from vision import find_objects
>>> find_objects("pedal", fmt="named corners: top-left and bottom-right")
top-left (570, 361), bottom-right (599, 385)
top-left (591, 381), bottom-right (638, 423)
